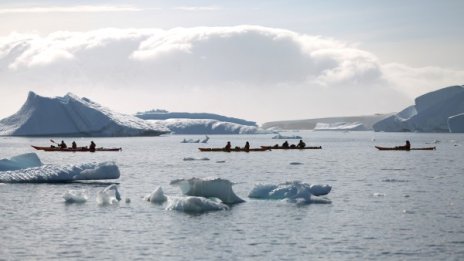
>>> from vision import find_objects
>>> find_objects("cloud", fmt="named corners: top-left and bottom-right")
top-left (0, 25), bottom-right (463, 121)
top-left (0, 5), bottom-right (141, 14)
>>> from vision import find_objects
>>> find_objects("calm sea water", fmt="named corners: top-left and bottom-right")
top-left (1, 131), bottom-right (463, 260)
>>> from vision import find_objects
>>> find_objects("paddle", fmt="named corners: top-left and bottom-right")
top-left (50, 139), bottom-right (57, 144)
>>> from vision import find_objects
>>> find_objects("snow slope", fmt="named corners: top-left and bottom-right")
top-left (0, 92), bottom-right (169, 137)
top-left (373, 85), bottom-right (464, 132)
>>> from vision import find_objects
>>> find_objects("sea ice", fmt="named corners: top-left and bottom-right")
top-left (145, 187), bottom-right (167, 204)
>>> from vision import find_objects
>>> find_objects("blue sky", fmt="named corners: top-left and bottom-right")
top-left (1, 0), bottom-right (463, 122)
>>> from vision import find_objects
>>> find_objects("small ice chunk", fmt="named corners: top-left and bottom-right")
top-left (63, 189), bottom-right (88, 203)
top-left (166, 196), bottom-right (229, 213)
top-left (145, 186), bottom-right (167, 204)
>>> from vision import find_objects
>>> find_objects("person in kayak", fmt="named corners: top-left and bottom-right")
top-left (395, 140), bottom-right (411, 150)
top-left (72, 141), bottom-right (77, 149)
top-left (244, 141), bottom-right (250, 151)
top-left (282, 141), bottom-right (289, 148)
top-left (59, 140), bottom-right (67, 149)
top-left (224, 141), bottom-right (231, 151)
top-left (297, 140), bottom-right (306, 148)
top-left (89, 141), bottom-right (96, 152)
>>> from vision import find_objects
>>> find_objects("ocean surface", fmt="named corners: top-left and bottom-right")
top-left (1, 131), bottom-right (463, 260)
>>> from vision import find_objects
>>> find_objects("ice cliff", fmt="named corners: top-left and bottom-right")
top-left (148, 118), bottom-right (262, 135)
top-left (373, 85), bottom-right (464, 133)
top-left (0, 92), bottom-right (169, 137)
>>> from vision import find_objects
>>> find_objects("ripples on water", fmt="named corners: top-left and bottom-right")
top-left (1, 132), bottom-right (463, 260)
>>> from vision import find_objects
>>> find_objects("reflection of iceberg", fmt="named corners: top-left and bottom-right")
top-left (170, 177), bottom-right (245, 204)
top-left (0, 153), bottom-right (42, 171)
top-left (248, 181), bottom-right (331, 203)
top-left (0, 161), bottom-right (120, 183)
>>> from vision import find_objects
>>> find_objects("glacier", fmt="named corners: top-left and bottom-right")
top-left (0, 161), bottom-right (120, 183)
top-left (0, 92), bottom-right (169, 137)
top-left (373, 85), bottom-right (464, 133)
top-left (0, 153), bottom-right (42, 171)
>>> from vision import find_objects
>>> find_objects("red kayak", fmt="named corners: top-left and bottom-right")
top-left (31, 145), bottom-right (121, 152)
top-left (375, 146), bottom-right (435, 151)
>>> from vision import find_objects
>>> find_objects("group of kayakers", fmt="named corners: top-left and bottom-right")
top-left (56, 140), bottom-right (96, 151)
top-left (223, 139), bottom-right (307, 151)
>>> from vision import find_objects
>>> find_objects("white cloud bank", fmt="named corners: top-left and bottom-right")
top-left (1, 26), bottom-right (463, 122)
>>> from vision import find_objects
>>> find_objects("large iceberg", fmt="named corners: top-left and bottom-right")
top-left (0, 161), bottom-right (120, 183)
top-left (0, 153), bottom-right (42, 171)
top-left (0, 92), bottom-right (169, 137)
top-left (313, 122), bottom-right (367, 131)
top-left (373, 85), bottom-right (464, 132)
top-left (136, 110), bottom-right (257, 126)
top-left (170, 177), bottom-right (245, 204)
top-left (148, 118), bottom-right (262, 135)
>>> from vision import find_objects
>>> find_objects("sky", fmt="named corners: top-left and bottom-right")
top-left (1, 0), bottom-right (463, 123)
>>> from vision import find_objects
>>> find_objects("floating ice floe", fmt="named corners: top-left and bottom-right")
top-left (248, 181), bottom-right (331, 204)
top-left (170, 177), bottom-right (245, 204)
top-left (0, 161), bottom-right (120, 183)
top-left (63, 189), bottom-right (88, 204)
top-left (166, 196), bottom-right (229, 213)
top-left (96, 184), bottom-right (121, 206)
top-left (145, 186), bottom-right (228, 213)
top-left (145, 187), bottom-right (167, 204)
top-left (183, 157), bottom-right (210, 161)
top-left (0, 153), bottom-right (42, 171)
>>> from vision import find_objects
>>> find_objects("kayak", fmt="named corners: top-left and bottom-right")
top-left (261, 146), bottom-right (322, 150)
top-left (199, 147), bottom-right (270, 152)
top-left (31, 145), bottom-right (122, 152)
top-left (375, 146), bottom-right (436, 151)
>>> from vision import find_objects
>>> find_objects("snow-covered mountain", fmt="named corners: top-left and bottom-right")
top-left (147, 119), bottom-right (262, 134)
top-left (136, 110), bottom-right (257, 126)
top-left (373, 85), bottom-right (464, 133)
top-left (0, 92), bottom-right (169, 137)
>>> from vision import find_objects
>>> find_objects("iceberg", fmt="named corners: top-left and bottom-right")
top-left (0, 161), bottom-right (120, 183)
top-left (166, 196), bottom-right (229, 213)
top-left (373, 85), bottom-right (464, 132)
top-left (145, 186), bottom-right (168, 204)
top-left (272, 134), bottom-right (302, 139)
top-left (63, 189), bottom-right (88, 204)
top-left (0, 153), bottom-right (42, 171)
top-left (0, 92), bottom-right (169, 137)
top-left (96, 184), bottom-right (121, 206)
top-left (170, 177), bottom-right (245, 204)
top-left (136, 110), bottom-right (257, 126)
top-left (314, 122), bottom-right (367, 131)
top-left (148, 118), bottom-right (262, 135)
top-left (248, 181), bottom-right (331, 203)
